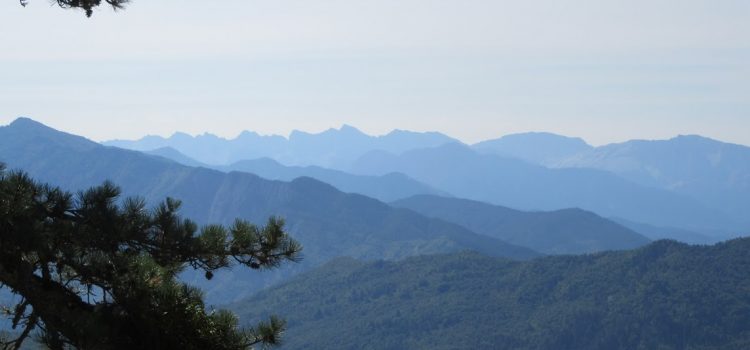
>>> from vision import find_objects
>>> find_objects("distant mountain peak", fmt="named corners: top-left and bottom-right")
top-left (385, 128), bottom-right (424, 137)
top-left (288, 129), bottom-right (315, 139)
top-left (318, 124), bottom-right (367, 137)
top-left (196, 133), bottom-right (223, 141)
top-left (674, 134), bottom-right (708, 139)
top-left (3, 117), bottom-right (98, 150)
top-left (238, 130), bottom-right (261, 138)
top-left (671, 134), bottom-right (717, 144)
top-left (479, 132), bottom-right (592, 148)
top-left (288, 125), bottom-right (369, 142)
top-left (339, 124), bottom-right (364, 134)
top-left (384, 128), bottom-right (454, 139)
top-left (169, 131), bottom-right (193, 140)
top-left (9, 117), bottom-right (53, 130)
top-left (472, 131), bottom-right (593, 165)
top-left (598, 134), bottom-right (719, 148)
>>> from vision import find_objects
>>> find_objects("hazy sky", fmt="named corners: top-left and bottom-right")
top-left (1, 0), bottom-right (748, 145)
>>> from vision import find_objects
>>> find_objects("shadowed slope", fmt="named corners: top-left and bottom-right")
top-left (392, 195), bottom-right (650, 254)
top-left (352, 143), bottom-right (737, 232)
top-left (233, 238), bottom-right (750, 350)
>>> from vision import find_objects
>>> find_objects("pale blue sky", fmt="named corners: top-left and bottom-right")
top-left (1, 0), bottom-right (748, 145)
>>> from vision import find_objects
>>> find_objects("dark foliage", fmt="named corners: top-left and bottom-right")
top-left (20, 0), bottom-right (128, 17)
top-left (0, 164), bottom-right (301, 349)
top-left (235, 239), bottom-right (750, 349)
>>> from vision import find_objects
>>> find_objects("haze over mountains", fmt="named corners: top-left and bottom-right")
top-left (3, 118), bottom-right (744, 242)
top-left (556, 136), bottom-right (750, 223)
top-left (0, 118), bottom-right (538, 303)
top-left (392, 195), bottom-right (649, 255)
top-left (7, 117), bottom-right (723, 302)
top-left (473, 132), bottom-right (750, 231)
top-left (218, 158), bottom-right (448, 203)
top-left (2, 118), bottom-right (747, 285)
top-left (4, 0), bottom-right (748, 347)
top-left (473, 132), bottom-right (593, 166)
top-left (107, 123), bottom-right (750, 239)
top-left (352, 143), bottom-right (736, 233)
top-left (106, 125), bottom-right (458, 169)
top-left (145, 148), bottom-right (447, 203)
top-left (4, 117), bottom-right (750, 349)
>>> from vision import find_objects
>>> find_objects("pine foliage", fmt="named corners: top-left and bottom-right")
top-left (0, 163), bottom-right (301, 349)
top-left (20, 0), bottom-right (129, 17)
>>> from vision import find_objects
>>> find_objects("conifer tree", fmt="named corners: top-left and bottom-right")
top-left (0, 163), bottom-right (302, 349)
top-left (19, 0), bottom-right (129, 17)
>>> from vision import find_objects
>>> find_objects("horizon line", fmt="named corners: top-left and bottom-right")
top-left (3, 116), bottom-right (746, 149)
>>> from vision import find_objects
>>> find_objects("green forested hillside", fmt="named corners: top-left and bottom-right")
top-left (393, 195), bottom-right (650, 254)
top-left (234, 238), bottom-right (750, 350)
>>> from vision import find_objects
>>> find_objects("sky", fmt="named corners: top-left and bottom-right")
top-left (0, 0), bottom-right (748, 146)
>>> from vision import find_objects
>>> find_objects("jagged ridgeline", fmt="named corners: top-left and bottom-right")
top-left (234, 239), bottom-right (750, 350)
top-left (0, 118), bottom-right (538, 304)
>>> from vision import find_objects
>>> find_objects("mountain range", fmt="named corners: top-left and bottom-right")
top-left (143, 142), bottom-right (658, 254)
top-left (472, 132), bottom-right (593, 166)
top-left (148, 142), bottom-right (742, 242)
top-left (351, 143), bottom-right (737, 233)
top-left (145, 148), bottom-right (447, 203)
top-left (218, 158), bottom-right (447, 203)
top-left (109, 124), bottom-right (750, 237)
top-left (392, 195), bottom-right (650, 255)
top-left (471, 132), bottom-right (750, 232)
top-left (4, 118), bottom-right (700, 303)
top-left (233, 238), bottom-right (750, 349)
top-left (106, 125), bottom-right (458, 169)
top-left (0, 118), bottom-right (534, 303)
top-left (4, 118), bottom-right (750, 349)
top-left (555, 135), bottom-right (750, 223)
top-left (4, 117), bottom-right (748, 296)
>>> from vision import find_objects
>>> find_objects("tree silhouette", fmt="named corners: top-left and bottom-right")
top-left (0, 163), bottom-right (302, 349)
top-left (20, 0), bottom-right (129, 17)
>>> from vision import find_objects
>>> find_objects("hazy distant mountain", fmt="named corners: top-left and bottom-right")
top-left (351, 143), bottom-right (738, 233)
top-left (139, 147), bottom-right (448, 202)
top-left (0, 118), bottom-right (537, 303)
top-left (105, 131), bottom-right (288, 166)
top-left (473, 132), bottom-right (593, 166)
top-left (108, 128), bottom-right (750, 233)
top-left (218, 158), bottom-right (447, 203)
top-left (282, 126), bottom-right (459, 169)
top-left (392, 195), bottom-right (650, 254)
top-left (556, 135), bottom-right (750, 225)
top-left (233, 238), bottom-right (750, 350)
top-left (104, 125), bottom-right (459, 168)
top-left (145, 146), bottom-right (208, 167)
top-left (134, 146), bottom-right (653, 253)
top-left (610, 217), bottom-right (717, 245)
